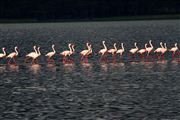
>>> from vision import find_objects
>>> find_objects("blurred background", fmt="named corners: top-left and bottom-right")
top-left (0, 0), bottom-right (179, 22)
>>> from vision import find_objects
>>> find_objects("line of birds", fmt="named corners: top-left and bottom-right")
top-left (0, 40), bottom-right (179, 64)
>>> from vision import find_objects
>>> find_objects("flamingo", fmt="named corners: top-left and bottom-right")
top-left (146, 40), bottom-right (154, 60)
top-left (25, 46), bottom-right (38, 63)
top-left (6, 46), bottom-right (18, 64)
top-left (129, 42), bottom-right (138, 60)
top-left (84, 44), bottom-right (92, 63)
top-left (161, 43), bottom-right (167, 60)
top-left (99, 41), bottom-right (108, 61)
top-left (33, 46), bottom-right (41, 64)
top-left (27, 46), bottom-right (41, 64)
top-left (0, 47), bottom-right (6, 59)
top-left (169, 43), bottom-right (178, 59)
top-left (69, 44), bottom-right (75, 62)
top-left (154, 42), bottom-right (164, 60)
top-left (69, 44), bottom-right (75, 56)
top-left (108, 43), bottom-right (117, 61)
top-left (60, 43), bottom-right (72, 62)
top-left (137, 44), bottom-right (147, 59)
top-left (45, 44), bottom-right (56, 62)
top-left (80, 43), bottom-right (89, 61)
top-left (116, 43), bottom-right (124, 60)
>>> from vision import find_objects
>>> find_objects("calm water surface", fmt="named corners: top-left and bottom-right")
top-left (0, 20), bottom-right (180, 120)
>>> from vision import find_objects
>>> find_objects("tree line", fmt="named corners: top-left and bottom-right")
top-left (0, 0), bottom-right (180, 20)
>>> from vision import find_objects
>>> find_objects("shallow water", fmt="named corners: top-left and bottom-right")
top-left (0, 20), bottom-right (180, 120)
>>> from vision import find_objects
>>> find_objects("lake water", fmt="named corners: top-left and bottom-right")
top-left (0, 20), bottom-right (180, 120)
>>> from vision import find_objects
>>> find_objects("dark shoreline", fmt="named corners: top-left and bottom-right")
top-left (0, 14), bottom-right (179, 23)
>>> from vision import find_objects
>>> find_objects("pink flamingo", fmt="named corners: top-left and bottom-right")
top-left (146, 40), bottom-right (154, 60)
top-left (84, 44), bottom-right (92, 63)
top-left (25, 46), bottom-right (38, 63)
top-left (6, 46), bottom-right (18, 64)
top-left (99, 41), bottom-right (108, 61)
top-left (169, 43), bottom-right (178, 59)
top-left (137, 44), bottom-right (147, 59)
top-left (154, 42), bottom-right (164, 60)
top-left (45, 44), bottom-right (56, 62)
top-left (108, 43), bottom-right (117, 61)
top-left (68, 44), bottom-right (75, 62)
top-left (116, 43), bottom-right (124, 60)
top-left (0, 47), bottom-right (6, 59)
top-left (129, 42), bottom-right (138, 60)
top-left (161, 43), bottom-right (167, 60)
top-left (70, 44), bottom-right (75, 55)
top-left (80, 43), bottom-right (89, 61)
top-left (60, 43), bottom-right (72, 63)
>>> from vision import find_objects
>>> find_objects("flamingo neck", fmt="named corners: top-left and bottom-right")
top-left (160, 43), bottom-right (164, 48)
top-left (149, 41), bottom-right (153, 48)
top-left (135, 43), bottom-right (138, 49)
top-left (86, 43), bottom-right (89, 49)
top-left (15, 47), bottom-right (18, 56)
top-left (2, 48), bottom-right (6, 55)
top-left (121, 43), bottom-right (124, 51)
top-left (114, 44), bottom-right (117, 51)
top-left (52, 45), bottom-right (56, 53)
top-left (164, 44), bottom-right (167, 49)
top-left (68, 44), bottom-right (72, 52)
top-left (175, 44), bottom-right (177, 47)
top-left (145, 44), bottom-right (147, 49)
top-left (88, 45), bottom-right (92, 52)
top-left (38, 48), bottom-right (41, 56)
top-left (72, 46), bottom-right (75, 52)
top-left (34, 47), bottom-right (37, 54)
top-left (103, 42), bottom-right (107, 50)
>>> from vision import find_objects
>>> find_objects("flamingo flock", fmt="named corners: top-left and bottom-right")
top-left (0, 40), bottom-right (179, 64)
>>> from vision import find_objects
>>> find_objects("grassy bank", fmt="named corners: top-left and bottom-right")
top-left (0, 14), bottom-right (179, 23)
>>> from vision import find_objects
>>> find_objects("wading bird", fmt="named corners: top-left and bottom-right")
top-left (60, 43), bottom-right (72, 63)
top-left (129, 42), bottom-right (138, 60)
top-left (154, 42), bottom-right (164, 60)
top-left (108, 43), bottom-right (117, 61)
top-left (25, 46), bottom-right (38, 63)
top-left (6, 46), bottom-right (18, 64)
top-left (169, 43), bottom-right (179, 59)
top-left (99, 41), bottom-right (108, 61)
top-left (137, 44), bottom-right (147, 59)
top-left (116, 43), bottom-right (124, 60)
top-left (146, 40), bottom-right (154, 60)
top-left (0, 47), bottom-right (6, 59)
top-left (45, 44), bottom-right (56, 62)
top-left (80, 43), bottom-right (90, 61)
top-left (161, 43), bottom-right (167, 60)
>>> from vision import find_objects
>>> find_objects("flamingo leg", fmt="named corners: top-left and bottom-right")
top-left (99, 55), bottom-right (103, 61)
top-left (172, 53), bottom-right (174, 60)
top-left (139, 54), bottom-right (142, 59)
top-left (7, 58), bottom-right (11, 64)
top-left (63, 56), bottom-right (66, 63)
top-left (35, 58), bottom-right (39, 64)
top-left (162, 53), bottom-right (165, 60)
top-left (112, 54), bottom-right (116, 63)
top-left (128, 53), bottom-right (132, 61)
top-left (13, 58), bottom-right (16, 64)
top-left (31, 59), bottom-right (35, 64)
top-left (120, 54), bottom-right (123, 62)
top-left (47, 57), bottom-right (50, 62)
top-left (150, 52), bottom-right (155, 62)
top-left (105, 54), bottom-right (108, 62)
top-left (156, 52), bottom-right (160, 60)
top-left (81, 56), bottom-right (84, 61)
top-left (85, 56), bottom-right (88, 63)
top-left (132, 54), bottom-right (136, 61)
